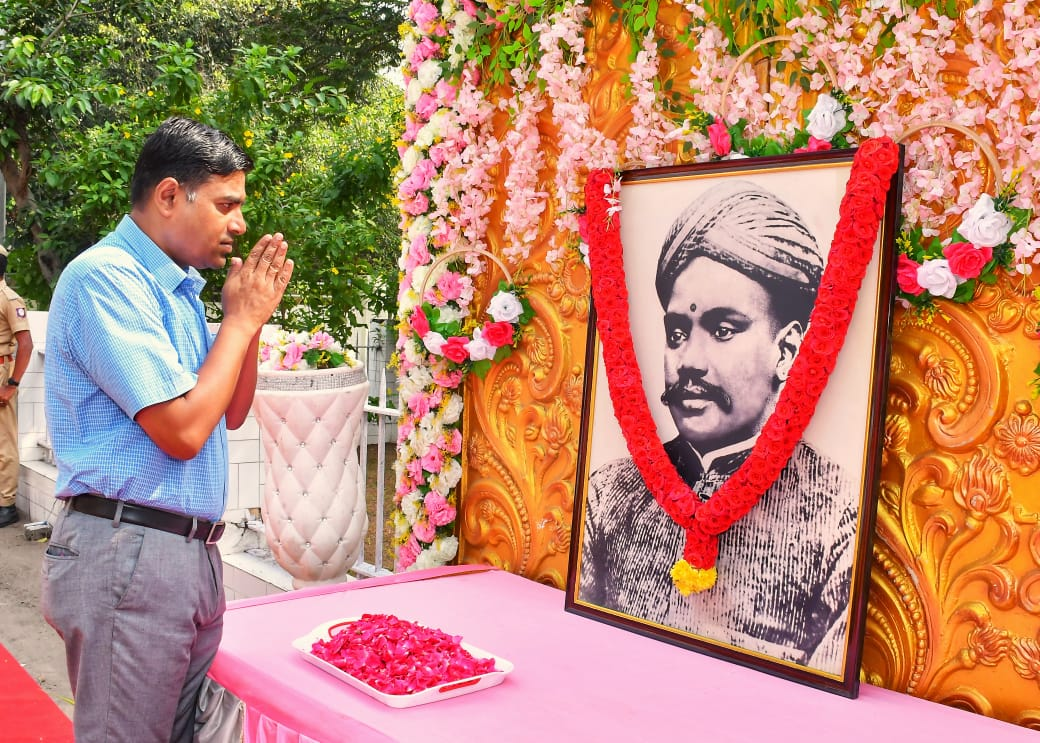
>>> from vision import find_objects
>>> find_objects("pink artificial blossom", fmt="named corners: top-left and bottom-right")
top-left (409, 235), bottom-right (430, 266)
top-left (409, 307), bottom-right (431, 337)
top-left (431, 368), bottom-right (465, 389)
top-left (420, 446), bottom-right (444, 474)
top-left (280, 342), bottom-right (306, 370)
top-left (896, 254), bottom-right (926, 296)
top-left (404, 193), bottom-right (430, 215)
top-left (440, 336), bottom-right (470, 363)
top-left (405, 457), bottom-right (426, 486)
top-left (943, 241), bottom-right (992, 279)
top-left (795, 136), bottom-right (833, 153)
top-left (412, 520), bottom-right (436, 543)
top-left (435, 80), bottom-right (457, 106)
top-left (409, 0), bottom-right (438, 30)
top-left (436, 271), bottom-right (465, 301)
top-left (445, 429), bottom-right (463, 456)
top-left (423, 491), bottom-right (457, 527)
top-left (396, 534), bottom-right (422, 570)
top-left (407, 391), bottom-right (434, 417)
top-left (415, 93), bottom-right (440, 120)
top-left (309, 331), bottom-right (335, 350)
top-left (707, 117), bottom-right (732, 156)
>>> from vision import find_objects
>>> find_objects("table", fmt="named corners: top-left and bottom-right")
top-left (206, 565), bottom-right (1037, 742)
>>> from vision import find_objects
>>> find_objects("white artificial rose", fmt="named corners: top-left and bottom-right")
top-left (411, 424), bottom-right (439, 457)
top-left (428, 109), bottom-right (450, 138)
top-left (422, 331), bottom-right (447, 355)
top-left (405, 77), bottom-right (423, 106)
top-left (400, 146), bottom-right (420, 176)
top-left (411, 266), bottom-right (431, 297)
top-left (393, 510), bottom-right (411, 540)
top-left (407, 215), bottom-right (433, 240)
top-left (451, 10), bottom-right (474, 32)
top-left (806, 94), bottom-right (847, 141)
top-left (465, 328), bottom-right (495, 361)
top-left (432, 458), bottom-right (463, 493)
top-left (400, 35), bottom-right (416, 61)
top-left (412, 365), bottom-right (435, 389)
top-left (414, 122), bottom-right (436, 149)
top-left (958, 194), bottom-right (1013, 248)
top-left (440, 393), bottom-right (464, 425)
top-left (487, 290), bottom-right (523, 323)
top-left (417, 59), bottom-right (442, 90)
top-left (436, 304), bottom-right (465, 326)
top-left (412, 548), bottom-right (439, 571)
top-left (916, 258), bottom-right (961, 298)
top-left (401, 489), bottom-right (424, 523)
top-left (430, 535), bottom-right (459, 562)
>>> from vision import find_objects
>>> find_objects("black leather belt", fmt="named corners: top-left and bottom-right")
top-left (69, 494), bottom-right (225, 544)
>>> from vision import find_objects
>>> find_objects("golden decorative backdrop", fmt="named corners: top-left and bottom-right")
top-left (454, 0), bottom-right (1040, 727)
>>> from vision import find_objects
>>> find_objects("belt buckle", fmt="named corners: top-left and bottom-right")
top-left (205, 521), bottom-right (226, 544)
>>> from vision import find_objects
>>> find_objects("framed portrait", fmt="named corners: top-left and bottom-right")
top-left (565, 147), bottom-right (903, 697)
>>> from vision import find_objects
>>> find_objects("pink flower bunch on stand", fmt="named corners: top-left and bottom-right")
top-left (257, 327), bottom-right (358, 371)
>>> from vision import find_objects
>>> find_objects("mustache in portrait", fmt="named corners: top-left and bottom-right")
top-left (660, 372), bottom-right (733, 413)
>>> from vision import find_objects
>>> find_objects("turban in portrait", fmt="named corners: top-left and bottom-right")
top-left (655, 180), bottom-right (824, 323)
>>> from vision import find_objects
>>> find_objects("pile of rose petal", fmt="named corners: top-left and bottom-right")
top-left (311, 613), bottom-right (497, 695)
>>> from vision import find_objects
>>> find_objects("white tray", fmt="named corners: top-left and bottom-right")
top-left (292, 617), bottom-right (514, 708)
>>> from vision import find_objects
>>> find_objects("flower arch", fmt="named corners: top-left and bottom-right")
top-left (393, 0), bottom-right (1040, 571)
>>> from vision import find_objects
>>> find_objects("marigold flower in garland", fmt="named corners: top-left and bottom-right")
top-left (671, 560), bottom-right (718, 595)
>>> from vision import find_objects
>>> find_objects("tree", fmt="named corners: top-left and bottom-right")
top-left (250, 0), bottom-right (406, 99)
top-left (1, 0), bottom-right (405, 343)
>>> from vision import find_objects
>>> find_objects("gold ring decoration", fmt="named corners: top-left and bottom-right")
top-left (895, 120), bottom-right (1004, 193)
top-left (718, 34), bottom-right (840, 123)
top-left (417, 247), bottom-right (515, 301)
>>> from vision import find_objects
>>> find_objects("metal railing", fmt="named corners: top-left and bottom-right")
top-left (351, 365), bottom-right (400, 578)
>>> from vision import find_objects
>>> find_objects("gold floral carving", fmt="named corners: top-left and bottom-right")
top-left (870, 272), bottom-right (1040, 726)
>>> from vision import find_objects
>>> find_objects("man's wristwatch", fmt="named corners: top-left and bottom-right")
top-left (7, 379), bottom-right (18, 387)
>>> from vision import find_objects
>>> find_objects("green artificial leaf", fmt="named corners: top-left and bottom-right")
top-left (952, 279), bottom-right (977, 303)
top-left (470, 359), bottom-right (492, 380)
top-left (1006, 205), bottom-right (1033, 234)
top-left (492, 344), bottom-right (514, 363)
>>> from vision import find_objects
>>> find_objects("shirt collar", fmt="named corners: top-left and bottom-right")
top-left (113, 215), bottom-right (207, 295)
top-left (668, 435), bottom-right (757, 477)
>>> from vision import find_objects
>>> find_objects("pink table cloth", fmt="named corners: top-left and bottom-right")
top-left (207, 565), bottom-right (1036, 743)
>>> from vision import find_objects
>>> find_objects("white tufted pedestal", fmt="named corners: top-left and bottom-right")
top-left (252, 365), bottom-right (370, 589)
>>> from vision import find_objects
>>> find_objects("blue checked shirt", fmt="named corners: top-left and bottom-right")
top-left (45, 216), bottom-right (228, 520)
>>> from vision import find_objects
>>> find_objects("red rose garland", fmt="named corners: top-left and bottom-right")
top-left (584, 138), bottom-right (900, 595)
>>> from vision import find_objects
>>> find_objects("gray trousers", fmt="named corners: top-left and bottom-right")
top-left (41, 505), bottom-right (225, 742)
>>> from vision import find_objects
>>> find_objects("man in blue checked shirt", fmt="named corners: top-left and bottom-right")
top-left (41, 117), bottom-right (293, 743)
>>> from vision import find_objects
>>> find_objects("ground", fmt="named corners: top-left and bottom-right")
top-left (0, 516), bottom-right (74, 720)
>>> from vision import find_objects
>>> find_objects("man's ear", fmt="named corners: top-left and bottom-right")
top-left (774, 321), bottom-right (804, 382)
top-left (152, 177), bottom-right (181, 216)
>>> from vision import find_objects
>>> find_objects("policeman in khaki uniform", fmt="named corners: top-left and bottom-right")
top-left (0, 244), bottom-right (34, 528)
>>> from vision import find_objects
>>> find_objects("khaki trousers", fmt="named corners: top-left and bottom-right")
top-left (0, 360), bottom-right (17, 507)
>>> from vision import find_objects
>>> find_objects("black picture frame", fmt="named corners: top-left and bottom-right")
top-left (565, 148), bottom-right (904, 697)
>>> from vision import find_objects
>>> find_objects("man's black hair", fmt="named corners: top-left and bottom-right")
top-left (129, 117), bottom-right (254, 206)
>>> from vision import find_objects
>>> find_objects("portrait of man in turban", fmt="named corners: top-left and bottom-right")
top-left (578, 179), bottom-right (858, 675)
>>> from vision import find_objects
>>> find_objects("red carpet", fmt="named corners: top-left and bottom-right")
top-left (0, 642), bottom-right (73, 743)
